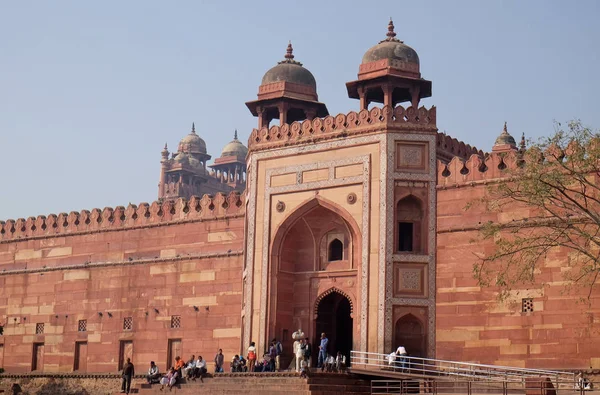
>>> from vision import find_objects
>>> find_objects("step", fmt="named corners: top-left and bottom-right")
top-left (122, 372), bottom-right (371, 395)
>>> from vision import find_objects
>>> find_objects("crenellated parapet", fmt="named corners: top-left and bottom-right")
top-left (248, 104), bottom-right (436, 151)
top-left (0, 192), bottom-right (245, 242)
top-left (436, 133), bottom-right (484, 163)
top-left (437, 151), bottom-right (522, 187)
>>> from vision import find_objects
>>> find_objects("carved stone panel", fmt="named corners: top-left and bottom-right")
top-left (393, 263), bottom-right (427, 297)
top-left (396, 142), bottom-right (428, 172)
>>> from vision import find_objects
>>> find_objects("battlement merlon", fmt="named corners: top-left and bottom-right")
top-left (0, 192), bottom-right (245, 242)
top-left (437, 151), bottom-right (522, 187)
top-left (436, 133), bottom-right (484, 163)
top-left (247, 104), bottom-right (437, 152)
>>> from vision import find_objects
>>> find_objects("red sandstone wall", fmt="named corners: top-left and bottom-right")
top-left (0, 193), bottom-right (245, 374)
top-left (436, 158), bottom-right (600, 369)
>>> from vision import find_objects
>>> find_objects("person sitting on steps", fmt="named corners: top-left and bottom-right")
top-left (146, 361), bottom-right (160, 385)
top-left (159, 367), bottom-right (178, 392)
top-left (192, 355), bottom-right (207, 382)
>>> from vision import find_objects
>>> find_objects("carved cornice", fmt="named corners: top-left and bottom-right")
top-left (247, 105), bottom-right (437, 152)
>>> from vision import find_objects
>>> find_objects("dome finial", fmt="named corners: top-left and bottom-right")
top-left (234, 129), bottom-right (238, 140)
top-left (520, 132), bottom-right (526, 151)
top-left (163, 142), bottom-right (168, 150)
top-left (191, 122), bottom-right (196, 134)
top-left (285, 41), bottom-right (294, 60)
top-left (503, 121), bottom-right (508, 133)
top-left (386, 18), bottom-right (397, 40)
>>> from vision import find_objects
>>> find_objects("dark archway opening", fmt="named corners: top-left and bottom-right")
top-left (328, 239), bottom-right (343, 261)
top-left (315, 292), bottom-right (353, 367)
top-left (394, 314), bottom-right (426, 358)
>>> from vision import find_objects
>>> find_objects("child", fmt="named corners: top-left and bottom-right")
top-left (300, 358), bottom-right (308, 378)
top-left (159, 367), bottom-right (178, 391)
top-left (325, 354), bottom-right (335, 372)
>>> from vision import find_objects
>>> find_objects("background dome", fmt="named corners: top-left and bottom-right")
top-left (495, 122), bottom-right (517, 146)
top-left (178, 123), bottom-right (207, 154)
top-left (261, 42), bottom-right (317, 90)
top-left (361, 20), bottom-right (420, 68)
top-left (221, 131), bottom-right (248, 158)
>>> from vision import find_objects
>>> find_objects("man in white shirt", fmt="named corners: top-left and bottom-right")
top-left (192, 355), bottom-right (207, 382)
top-left (395, 346), bottom-right (407, 371)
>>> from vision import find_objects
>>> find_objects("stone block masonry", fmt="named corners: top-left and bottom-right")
top-left (0, 194), bottom-right (245, 374)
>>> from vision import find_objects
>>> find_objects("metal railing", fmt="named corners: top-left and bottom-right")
top-left (371, 379), bottom-right (595, 395)
top-left (350, 351), bottom-right (574, 388)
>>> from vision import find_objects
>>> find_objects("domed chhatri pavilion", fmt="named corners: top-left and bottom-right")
top-left (0, 19), bottom-right (597, 380)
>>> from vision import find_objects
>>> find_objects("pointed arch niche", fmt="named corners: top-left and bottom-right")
top-left (395, 194), bottom-right (427, 254)
top-left (268, 197), bottom-right (361, 360)
top-left (392, 306), bottom-right (428, 358)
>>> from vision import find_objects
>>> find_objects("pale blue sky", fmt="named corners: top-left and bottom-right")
top-left (1, 0), bottom-right (598, 219)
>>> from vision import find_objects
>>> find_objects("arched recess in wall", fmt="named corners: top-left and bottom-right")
top-left (394, 313), bottom-right (426, 358)
top-left (395, 194), bottom-right (425, 254)
top-left (328, 238), bottom-right (343, 261)
top-left (270, 196), bottom-right (361, 265)
top-left (268, 196), bottom-right (362, 353)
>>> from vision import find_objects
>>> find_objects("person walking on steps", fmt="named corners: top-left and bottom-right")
top-left (120, 358), bottom-right (135, 394)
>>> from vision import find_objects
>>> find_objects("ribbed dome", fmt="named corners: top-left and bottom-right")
top-left (178, 123), bottom-right (207, 154)
top-left (495, 122), bottom-right (517, 146)
top-left (361, 20), bottom-right (420, 69)
top-left (221, 130), bottom-right (248, 158)
top-left (261, 42), bottom-right (317, 90)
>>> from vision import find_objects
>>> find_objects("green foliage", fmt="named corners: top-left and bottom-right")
top-left (471, 120), bottom-right (600, 300)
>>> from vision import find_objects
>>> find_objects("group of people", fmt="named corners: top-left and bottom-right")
top-left (118, 332), bottom-right (347, 393)
top-left (236, 339), bottom-right (284, 373)
top-left (145, 352), bottom-right (215, 391)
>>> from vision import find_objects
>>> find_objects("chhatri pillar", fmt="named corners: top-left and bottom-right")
top-left (346, 19), bottom-right (432, 111)
top-left (246, 42), bottom-right (328, 129)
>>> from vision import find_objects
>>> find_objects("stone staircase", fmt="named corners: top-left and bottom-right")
top-left (118, 372), bottom-right (372, 395)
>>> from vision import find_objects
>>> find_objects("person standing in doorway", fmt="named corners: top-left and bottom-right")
top-left (318, 332), bottom-right (328, 370)
top-left (120, 357), bottom-right (134, 394)
top-left (247, 342), bottom-right (257, 372)
top-left (304, 337), bottom-right (312, 367)
top-left (273, 337), bottom-right (283, 371)
top-left (214, 349), bottom-right (224, 373)
top-left (268, 341), bottom-right (277, 372)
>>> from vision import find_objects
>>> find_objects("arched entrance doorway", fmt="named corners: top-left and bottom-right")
top-left (315, 291), bottom-right (353, 365)
top-left (394, 314), bottom-right (426, 358)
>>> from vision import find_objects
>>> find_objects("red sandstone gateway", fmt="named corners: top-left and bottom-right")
top-left (0, 21), bottom-right (594, 389)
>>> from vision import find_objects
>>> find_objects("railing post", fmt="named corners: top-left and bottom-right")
top-left (503, 380), bottom-right (507, 395)
top-left (467, 381), bottom-right (472, 395)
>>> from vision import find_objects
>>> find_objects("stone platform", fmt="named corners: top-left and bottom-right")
top-left (119, 372), bottom-right (372, 395)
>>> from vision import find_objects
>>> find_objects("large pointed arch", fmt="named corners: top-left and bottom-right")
top-left (314, 287), bottom-right (355, 315)
top-left (270, 195), bottom-right (361, 261)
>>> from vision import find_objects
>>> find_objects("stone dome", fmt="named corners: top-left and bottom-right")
top-left (494, 122), bottom-right (517, 146)
top-left (221, 131), bottom-right (248, 158)
top-left (173, 152), bottom-right (189, 164)
top-left (361, 20), bottom-right (420, 68)
top-left (261, 42), bottom-right (317, 90)
top-left (178, 123), bottom-right (207, 155)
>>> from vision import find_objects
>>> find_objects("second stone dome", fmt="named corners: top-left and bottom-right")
top-left (361, 20), bottom-right (420, 71)
top-left (261, 42), bottom-right (317, 90)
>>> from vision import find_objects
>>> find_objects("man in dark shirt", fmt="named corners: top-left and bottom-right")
top-left (121, 358), bottom-right (135, 394)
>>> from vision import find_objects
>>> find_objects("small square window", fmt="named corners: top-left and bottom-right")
top-left (36, 323), bottom-right (44, 334)
top-left (522, 298), bottom-right (534, 313)
top-left (170, 315), bottom-right (181, 329)
top-left (78, 319), bottom-right (87, 332)
top-left (123, 317), bottom-right (133, 330)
